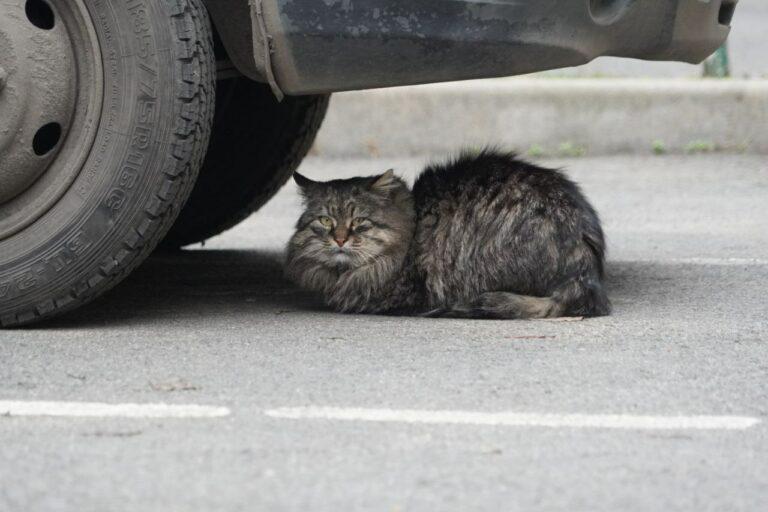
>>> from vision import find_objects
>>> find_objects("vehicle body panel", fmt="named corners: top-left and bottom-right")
top-left (206, 0), bottom-right (736, 95)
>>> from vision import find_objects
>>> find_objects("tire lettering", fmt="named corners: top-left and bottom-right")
top-left (101, 0), bottom-right (157, 218)
top-left (44, 231), bottom-right (93, 273)
top-left (104, 189), bottom-right (127, 212)
top-left (16, 272), bottom-right (38, 291)
top-left (131, 125), bottom-right (151, 149)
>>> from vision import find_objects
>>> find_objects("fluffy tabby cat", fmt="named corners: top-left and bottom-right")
top-left (286, 149), bottom-right (610, 319)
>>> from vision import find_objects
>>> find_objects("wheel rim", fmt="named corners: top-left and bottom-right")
top-left (0, 0), bottom-right (102, 239)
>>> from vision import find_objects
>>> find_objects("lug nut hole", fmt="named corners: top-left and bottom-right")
top-left (33, 122), bottom-right (62, 156)
top-left (26, 0), bottom-right (55, 30)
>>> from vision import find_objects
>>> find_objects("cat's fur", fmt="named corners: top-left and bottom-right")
top-left (286, 149), bottom-right (610, 319)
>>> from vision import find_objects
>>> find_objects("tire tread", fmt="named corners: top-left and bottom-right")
top-left (1, 0), bottom-right (215, 327)
top-left (162, 83), bottom-right (330, 247)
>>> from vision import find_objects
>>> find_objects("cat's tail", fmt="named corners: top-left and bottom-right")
top-left (423, 276), bottom-right (610, 320)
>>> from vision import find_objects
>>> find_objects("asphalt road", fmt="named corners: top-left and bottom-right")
top-left (1, 154), bottom-right (767, 512)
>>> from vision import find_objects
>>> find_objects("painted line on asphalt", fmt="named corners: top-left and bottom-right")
top-left (264, 407), bottom-right (760, 431)
top-left (629, 257), bottom-right (768, 266)
top-left (0, 400), bottom-right (230, 419)
top-left (669, 257), bottom-right (768, 266)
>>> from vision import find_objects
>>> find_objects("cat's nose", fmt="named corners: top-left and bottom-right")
top-left (334, 238), bottom-right (347, 247)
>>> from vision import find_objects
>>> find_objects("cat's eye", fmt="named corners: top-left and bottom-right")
top-left (352, 217), bottom-right (368, 226)
top-left (318, 216), bottom-right (333, 227)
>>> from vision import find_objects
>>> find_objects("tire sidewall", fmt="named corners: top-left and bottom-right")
top-left (0, 0), bottom-right (196, 320)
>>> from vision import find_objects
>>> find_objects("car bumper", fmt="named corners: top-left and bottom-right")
top-left (212, 0), bottom-right (736, 95)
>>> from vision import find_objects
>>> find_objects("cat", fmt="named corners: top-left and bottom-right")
top-left (286, 148), bottom-right (610, 319)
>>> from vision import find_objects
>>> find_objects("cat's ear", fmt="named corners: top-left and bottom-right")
top-left (293, 172), bottom-right (318, 191)
top-left (370, 169), bottom-right (399, 193)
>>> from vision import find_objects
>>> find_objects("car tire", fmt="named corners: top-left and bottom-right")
top-left (161, 78), bottom-right (329, 248)
top-left (0, 0), bottom-right (215, 327)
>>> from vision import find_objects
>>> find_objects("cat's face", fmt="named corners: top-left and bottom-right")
top-left (288, 170), bottom-right (414, 271)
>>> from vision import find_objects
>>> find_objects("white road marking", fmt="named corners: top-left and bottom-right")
top-left (669, 257), bottom-right (768, 266)
top-left (632, 257), bottom-right (768, 266)
top-left (0, 400), bottom-right (230, 419)
top-left (265, 407), bottom-right (760, 431)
